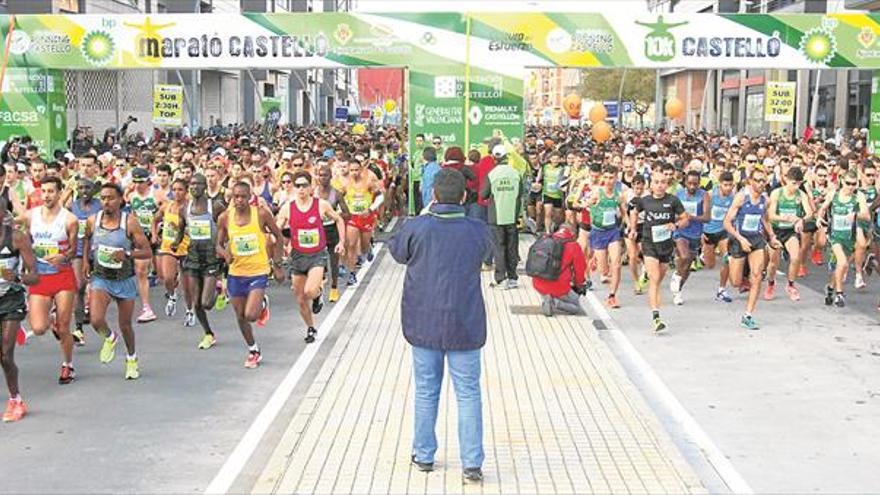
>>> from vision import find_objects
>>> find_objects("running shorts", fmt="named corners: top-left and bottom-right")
top-left (0, 286), bottom-right (27, 322)
top-left (227, 274), bottom-right (268, 298)
top-left (728, 233), bottom-right (767, 259)
top-left (90, 275), bottom-right (138, 301)
top-left (183, 242), bottom-right (222, 277)
top-left (542, 195), bottom-right (563, 209)
top-left (642, 240), bottom-right (674, 264)
top-left (288, 251), bottom-right (328, 276)
top-left (773, 228), bottom-right (798, 247)
top-left (703, 231), bottom-right (726, 246)
top-left (589, 227), bottom-right (621, 250)
top-left (674, 235), bottom-right (701, 255)
top-left (347, 212), bottom-right (377, 233)
top-left (325, 223), bottom-right (340, 252)
top-left (30, 268), bottom-right (77, 297)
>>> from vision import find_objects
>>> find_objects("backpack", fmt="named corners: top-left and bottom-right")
top-left (525, 234), bottom-right (567, 280)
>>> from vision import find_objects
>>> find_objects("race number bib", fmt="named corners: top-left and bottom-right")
top-left (163, 223), bottom-right (179, 242)
top-left (33, 240), bottom-right (60, 259)
top-left (683, 200), bottom-right (698, 216)
top-left (297, 228), bottom-right (320, 249)
top-left (77, 219), bottom-right (87, 239)
top-left (602, 209), bottom-right (617, 226)
top-left (136, 211), bottom-right (152, 230)
top-left (189, 219), bottom-right (211, 241)
top-left (350, 194), bottom-right (369, 214)
top-left (741, 214), bottom-right (761, 233)
top-left (651, 224), bottom-right (671, 243)
top-left (232, 233), bottom-right (259, 256)
top-left (778, 207), bottom-right (798, 229)
top-left (711, 205), bottom-right (728, 221)
top-left (832, 214), bottom-right (853, 232)
top-left (96, 245), bottom-right (123, 269)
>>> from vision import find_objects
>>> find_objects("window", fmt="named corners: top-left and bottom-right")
top-left (264, 83), bottom-right (275, 98)
top-left (745, 91), bottom-right (765, 135)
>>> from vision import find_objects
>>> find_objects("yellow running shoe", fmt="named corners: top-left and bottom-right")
top-left (198, 334), bottom-right (216, 350)
top-left (100, 333), bottom-right (117, 364)
top-left (125, 358), bottom-right (140, 380)
top-left (328, 288), bottom-right (340, 303)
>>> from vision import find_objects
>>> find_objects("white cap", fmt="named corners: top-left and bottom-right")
top-left (212, 147), bottom-right (227, 157)
top-left (649, 144), bottom-right (659, 153)
top-left (281, 151), bottom-right (294, 160)
top-left (624, 144), bottom-right (635, 156)
top-left (64, 152), bottom-right (75, 161)
top-left (491, 144), bottom-right (507, 158)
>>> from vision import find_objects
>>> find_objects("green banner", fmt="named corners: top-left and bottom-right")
top-left (871, 72), bottom-right (880, 156)
top-left (0, 68), bottom-right (67, 159)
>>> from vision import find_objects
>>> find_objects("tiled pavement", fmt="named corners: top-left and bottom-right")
top-left (252, 247), bottom-right (707, 494)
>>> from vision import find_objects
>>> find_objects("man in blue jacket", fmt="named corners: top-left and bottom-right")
top-left (389, 168), bottom-right (492, 483)
top-left (419, 147), bottom-right (440, 211)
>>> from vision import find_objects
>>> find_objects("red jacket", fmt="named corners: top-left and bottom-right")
top-left (473, 156), bottom-right (496, 207)
top-left (532, 230), bottom-right (586, 298)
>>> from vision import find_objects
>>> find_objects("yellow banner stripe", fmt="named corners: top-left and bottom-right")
top-left (469, 13), bottom-right (601, 67)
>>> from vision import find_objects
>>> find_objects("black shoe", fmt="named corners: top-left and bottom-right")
top-left (824, 285), bottom-right (834, 306)
top-left (834, 293), bottom-right (846, 308)
top-left (304, 326), bottom-right (317, 344)
top-left (312, 292), bottom-right (324, 314)
top-left (347, 272), bottom-right (358, 287)
top-left (411, 454), bottom-right (434, 472)
top-left (462, 467), bottom-right (483, 483)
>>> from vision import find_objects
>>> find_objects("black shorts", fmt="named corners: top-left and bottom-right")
top-left (803, 220), bottom-right (818, 234)
top-left (325, 223), bottom-right (340, 252)
top-left (773, 227), bottom-right (798, 246)
top-left (527, 191), bottom-right (542, 206)
top-left (703, 231), bottom-right (726, 246)
top-left (728, 233), bottom-right (767, 259)
top-left (642, 240), bottom-right (674, 264)
top-left (288, 250), bottom-right (328, 276)
top-left (674, 235), bottom-right (701, 255)
top-left (183, 242), bottom-right (222, 277)
top-left (542, 196), bottom-right (563, 209)
top-left (0, 286), bottom-right (27, 322)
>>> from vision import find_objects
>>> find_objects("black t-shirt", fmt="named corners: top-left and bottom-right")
top-left (635, 193), bottom-right (685, 244)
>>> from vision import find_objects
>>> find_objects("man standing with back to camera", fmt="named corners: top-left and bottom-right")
top-left (389, 168), bottom-right (493, 483)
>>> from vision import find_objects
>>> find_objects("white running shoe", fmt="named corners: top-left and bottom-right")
top-left (673, 292), bottom-right (684, 306)
top-left (855, 273), bottom-right (866, 290)
top-left (669, 273), bottom-right (682, 294)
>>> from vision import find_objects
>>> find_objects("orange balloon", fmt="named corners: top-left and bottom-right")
top-left (592, 121), bottom-right (612, 143)
top-left (563, 93), bottom-right (582, 119)
top-left (588, 104), bottom-right (608, 123)
top-left (665, 97), bottom-right (684, 120)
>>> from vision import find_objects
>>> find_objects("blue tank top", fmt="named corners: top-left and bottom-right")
top-left (735, 192), bottom-right (766, 236)
top-left (704, 187), bottom-right (734, 235)
top-left (676, 188), bottom-right (705, 239)
top-left (90, 211), bottom-right (134, 280)
top-left (257, 183), bottom-right (273, 207)
top-left (72, 199), bottom-right (101, 257)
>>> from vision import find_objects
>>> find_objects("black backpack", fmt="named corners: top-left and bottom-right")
top-left (525, 234), bottom-right (567, 280)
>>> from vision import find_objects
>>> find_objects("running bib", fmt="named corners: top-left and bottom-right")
top-left (33, 240), bottom-right (60, 259)
top-left (350, 194), bottom-right (369, 214)
top-left (135, 211), bottom-right (152, 230)
top-left (546, 182), bottom-right (560, 194)
top-left (232, 233), bottom-right (259, 256)
top-left (77, 219), bottom-right (87, 239)
top-left (96, 245), bottom-right (123, 269)
top-left (188, 219), bottom-right (211, 241)
top-left (711, 205), bottom-right (728, 221)
top-left (297, 228), bottom-right (320, 249)
top-left (651, 224), bottom-right (672, 243)
top-left (742, 214), bottom-right (761, 233)
top-left (602, 209), bottom-right (617, 226)
top-left (683, 200), bottom-right (698, 216)
top-left (832, 214), bottom-right (853, 232)
top-left (163, 223), bottom-right (179, 242)
top-left (778, 207), bottom-right (799, 229)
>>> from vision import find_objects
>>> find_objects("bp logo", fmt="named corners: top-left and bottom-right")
top-left (81, 30), bottom-right (115, 66)
top-left (636, 16), bottom-right (688, 62)
top-left (799, 18), bottom-right (838, 65)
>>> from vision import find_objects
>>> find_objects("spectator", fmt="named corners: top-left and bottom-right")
top-left (532, 223), bottom-right (588, 316)
top-left (480, 144), bottom-right (523, 289)
top-left (388, 168), bottom-right (492, 484)
top-left (420, 146), bottom-right (440, 211)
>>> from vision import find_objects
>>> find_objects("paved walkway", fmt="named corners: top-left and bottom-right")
top-left (252, 247), bottom-right (706, 494)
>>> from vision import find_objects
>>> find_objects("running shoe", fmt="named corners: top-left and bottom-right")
top-left (715, 288), bottom-right (732, 303)
top-left (312, 291), bottom-right (324, 315)
top-left (652, 317), bottom-right (667, 334)
top-left (739, 280), bottom-right (751, 293)
top-left (356, 255), bottom-right (364, 268)
top-left (672, 292), bottom-right (684, 306)
top-left (505, 279), bottom-right (519, 290)
top-left (606, 295), bottom-right (620, 309)
top-left (855, 273), bottom-right (866, 290)
top-left (866, 254), bottom-right (877, 277)
top-left (125, 358), bottom-right (140, 380)
top-left (824, 285), bottom-right (834, 306)
top-left (366, 247), bottom-right (374, 263)
top-left (72, 324), bottom-right (85, 347)
top-left (183, 310), bottom-right (196, 327)
top-left (786, 284), bottom-right (801, 301)
top-left (244, 349), bottom-right (262, 369)
top-left (328, 288), bottom-right (340, 303)
top-left (137, 306), bottom-right (157, 323)
top-left (834, 293), bottom-right (846, 308)
top-left (2, 398), bottom-right (26, 422)
top-left (305, 326), bottom-right (317, 344)
top-left (811, 248), bottom-right (823, 266)
top-left (100, 333), bottom-right (117, 364)
top-left (347, 272), bottom-right (358, 287)
top-left (15, 328), bottom-right (26, 346)
top-left (637, 272), bottom-right (649, 291)
top-left (256, 295), bottom-right (270, 327)
top-left (148, 274), bottom-right (159, 287)
top-left (600, 275), bottom-right (610, 284)
top-left (669, 273), bottom-right (681, 294)
top-left (214, 293), bottom-right (228, 311)
top-left (633, 283), bottom-right (644, 296)
top-left (763, 282), bottom-right (776, 301)
top-left (164, 293), bottom-right (178, 317)
top-left (58, 364), bottom-right (76, 385)
top-left (797, 265), bottom-right (808, 278)
top-left (740, 315), bottom-right (760, 331)
top-left (197, 334), bottom-right (216, 350)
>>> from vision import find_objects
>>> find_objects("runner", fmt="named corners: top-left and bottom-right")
top-left (340, 158), bottom-right (384, 287)
top-left (314, 163), bottom-right (350, 303)
top-left (24, 177), bottom-right (79, 384)
top-left (127, 167), bottom-right (162, 323)
top-left (276, 171), bottom-right (346, 343)
top-left (817, 171), bottom-right (870, 308)
top-left (153, 178), bottom-right (190, 320)
top-left (624, 174), bottom-right (647, 295)
top-left (766, 167), bottom-right (813, 301)
top-left (80, 183), bottom-right (152, 379)
top-left (723, 167), bottom-right (782, 330)
top-left (0, 198), bottom-right (40, 421)
top-left (173, 173), bottom-right (225, 348)
top-left (803, 164), bottom-right (831, 270)
top-left (586, 165), bottom-right (627, 308)
top-left (70, 178), bottom-right (101, 345)
top-left (668, 170), bottom-right (710, 306)
top-left (854, 161), bottom-right (876, 289)
top-left (629, 174), bottom-right (688, 333)
top-left (215, 182), bottom-right (285, 368)
top-left (541, 151), bottom-right (565, 234)
top-left (702, 171), bottom-right (736, 303)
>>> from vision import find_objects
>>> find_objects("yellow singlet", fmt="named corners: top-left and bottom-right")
top-left (159, 203), bottom-right (190, 256)
top-left (345, 185), bottom-right (374, 215)
top-left (227, 206), bottom-right (270, 277)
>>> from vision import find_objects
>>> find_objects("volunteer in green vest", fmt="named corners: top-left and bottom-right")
top-left (480, 145), bottom-right (523, 290)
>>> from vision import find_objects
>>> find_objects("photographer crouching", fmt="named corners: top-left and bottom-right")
top-left (528, 223), bottom-right (588, 317)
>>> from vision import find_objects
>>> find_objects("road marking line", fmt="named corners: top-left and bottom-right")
top-left (205, 242), bottom-right (385, 495)
top-left (583, 291), bottom-right (754, 495)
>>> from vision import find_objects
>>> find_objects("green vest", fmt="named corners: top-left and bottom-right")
top-left (489, 165), bottom-right (520, 226)
top-left (542, 164), bottom-right (563, 199)
top-left (589, 188), bottom-right (620, 229)
top-left (773, 188), bottom-right (802, 229)
top-left (830, 192), bottom-right (858, 243)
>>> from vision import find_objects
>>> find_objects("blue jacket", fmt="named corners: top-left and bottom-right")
top-left (389, 204), bottom-right (493, 351)
top-left (421, 160), bottom-right (441, 208)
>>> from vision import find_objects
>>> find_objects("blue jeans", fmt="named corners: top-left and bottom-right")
top-left (411, 346), bottom-right (484, 469)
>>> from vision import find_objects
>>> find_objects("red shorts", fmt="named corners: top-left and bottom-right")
top-left (30, 268), bottom-right (77, 298)
top-left (347, 212), bottom-right (377, 233)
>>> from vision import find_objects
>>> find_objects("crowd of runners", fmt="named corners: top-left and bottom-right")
top-left (0, 122), bottom-right (877, 423)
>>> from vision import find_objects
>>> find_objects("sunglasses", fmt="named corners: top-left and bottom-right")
top-left (292, 161), bottom-right (304, 166)
top-left (817, 174), bottom-right (828, 179)
top-left (845, 181), bottom-right (858, 186)
top-left (752, 177), bottom-right (766, 183)
top-left (746, 159), bottom-right (758, 163)
top-left (293, 182), bottom-right (310, 189)
top-left (866, 174), bottom-right (877, 178)
top-left (281, 179), bottom-right (292, 184)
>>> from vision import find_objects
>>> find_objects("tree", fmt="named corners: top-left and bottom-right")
top-left (579, 69), bottom-right (656, 128)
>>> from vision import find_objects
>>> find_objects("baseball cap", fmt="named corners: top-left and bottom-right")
top-left (492, 144), bottom-right (507, 158)
top-left (211, 147), bottom-right (227, 157)
top-left (132, 167), bottom-right (150, 182)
